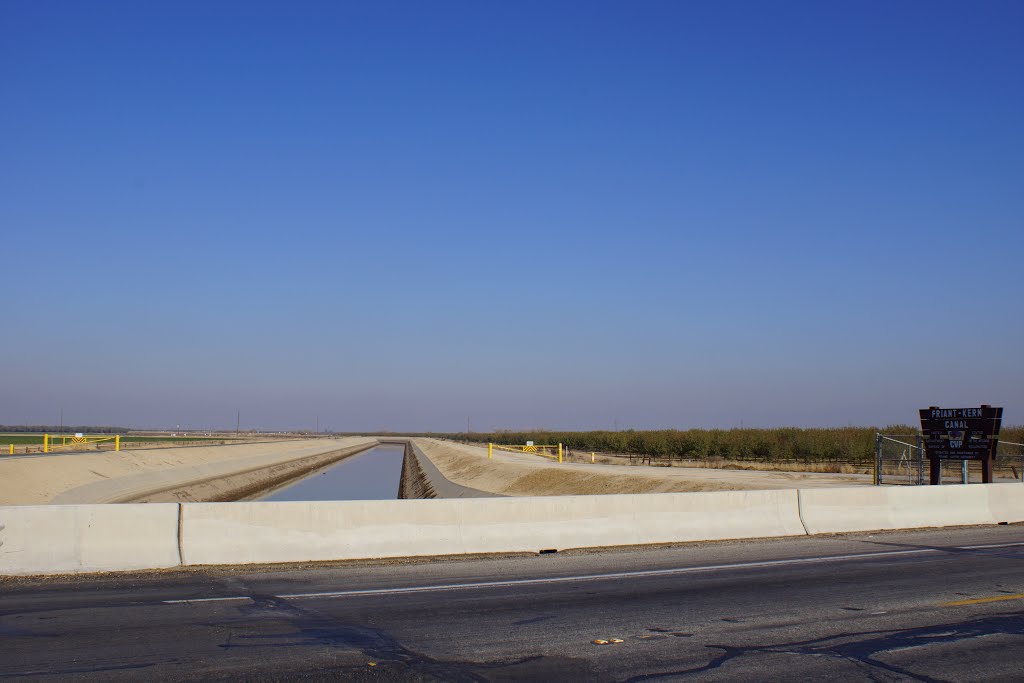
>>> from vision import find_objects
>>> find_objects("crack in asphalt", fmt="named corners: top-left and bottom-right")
top-left (625, 612), bottom-right (1024, 682)
top-left (212, 593), bottom-right (600, 681)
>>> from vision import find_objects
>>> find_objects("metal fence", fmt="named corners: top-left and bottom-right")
top-left (997, 441), bottom-right (1024, 482)
top-left (875, 434), bottom-right (925, 485)
top-left (875, 433), bottom-right (1024, 485)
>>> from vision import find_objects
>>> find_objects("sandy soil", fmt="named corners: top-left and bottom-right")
top-left (0, 437), bottom-right (378, 505)
top-left (414, 439), bottom-right (873, 496)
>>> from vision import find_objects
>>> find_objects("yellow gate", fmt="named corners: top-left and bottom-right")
top-left (488, 442), bottom-right (563, 462)
top-left (43, 434), bottom-right (121, 453)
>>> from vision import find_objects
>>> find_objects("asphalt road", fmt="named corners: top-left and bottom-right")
top-left (3, 526), bottom-right (1024, 681)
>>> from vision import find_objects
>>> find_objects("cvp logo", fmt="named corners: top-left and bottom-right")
top-left (947, 430), bottom-right (965, 449)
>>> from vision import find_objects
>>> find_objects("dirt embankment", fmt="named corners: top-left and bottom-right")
top-left (0, 437), bottom-right (378, 505)
top-left (413, 439), bottom-right (872, 496)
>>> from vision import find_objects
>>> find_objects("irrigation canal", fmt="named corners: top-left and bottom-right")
top-left (258, 443), bottom-right (405, 501)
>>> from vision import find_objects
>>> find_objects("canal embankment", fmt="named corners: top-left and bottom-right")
top-left (0, 437), bottom-right (379, 505)
top-left (399, 440), bottom-right (501, 499)
top-left (409, 438), bottom-right (873, 495)
top-left (0, 435), bottom-right (873, 506)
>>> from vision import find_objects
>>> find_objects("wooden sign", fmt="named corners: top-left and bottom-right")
top-left (919, 405), bottom-right (1002, 483)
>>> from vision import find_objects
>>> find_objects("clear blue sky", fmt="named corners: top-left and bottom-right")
top-left (2, 1), bottom-right (1022, 432)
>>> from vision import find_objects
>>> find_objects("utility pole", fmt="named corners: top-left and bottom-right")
top-left (316, 415), bottom-right (319, 434)
top-left (236, 411), bottom-right (240, 435)
top-left (60, 408), bottom-right (63, 433)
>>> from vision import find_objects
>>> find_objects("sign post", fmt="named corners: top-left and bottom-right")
top-left (919, 405), bottom-right (1002, 484)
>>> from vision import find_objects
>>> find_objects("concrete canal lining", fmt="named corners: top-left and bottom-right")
top-left (257, 444), bottom-right (407, 501)
top-left (0, 436), bottom-right (495, 505)
top-left (245, 439), bottom-right (497, 501)
top-left (397, 440), bottom-right (501, 499)
top-left (0, 438), bottom-right (379, 505)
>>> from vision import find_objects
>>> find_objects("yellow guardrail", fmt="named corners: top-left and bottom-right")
top-left (43, 434), bottom-right (120, 453)
top-left (488, 443), bottom-right (563, 463)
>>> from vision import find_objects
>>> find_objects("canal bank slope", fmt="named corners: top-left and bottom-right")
top-left (399, 440), bottom-right (501, 498)
top-left (411, 438), bottom-right (872, 495)
top-left (0, 437), bottom-right (378, 505)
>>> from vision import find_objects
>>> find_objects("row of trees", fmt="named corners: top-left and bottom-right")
top-left (444, 426), bottom-right (1024, 464)
top-left (0, 425), bottom-right (129, 434)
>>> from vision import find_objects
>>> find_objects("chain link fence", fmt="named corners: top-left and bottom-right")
top-left (875, 433), bottom-right (1024, 485)
top-left (875, 435), bottom-right (925, 485)
top-left (996, 441), bottom-right (1024, 482)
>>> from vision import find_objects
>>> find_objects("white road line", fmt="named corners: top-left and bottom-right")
top-left (161, 541), bottom-right (1024, 605)
top-left (163, 596), bottom-right (252, 604)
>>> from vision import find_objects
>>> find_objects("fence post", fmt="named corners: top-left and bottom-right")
top-left (115, 435), bottom-right (120, 452)
top-left (916, 435), bottom-right (925, 485)
top-left (930, 441), bottom-right (943, 485)
top-left (488, 443), bottom-right (492, 460)
top-left (874, 433), bottom-right (881, 485)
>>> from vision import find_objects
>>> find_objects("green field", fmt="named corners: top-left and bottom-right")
top-left (122, 436), bottom-right (239, 443)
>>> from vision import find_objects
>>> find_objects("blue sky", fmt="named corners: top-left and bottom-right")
top-left (2, 1), bottom-right (1022, 431)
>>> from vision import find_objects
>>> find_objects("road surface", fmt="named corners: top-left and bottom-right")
top-left (3, 526), bottom-right (1023, 681)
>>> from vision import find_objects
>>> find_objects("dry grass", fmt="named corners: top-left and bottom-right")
top-left (703, 460), bottom-right (867, 474)
top-left (566, 452), bottom-right (870, 475)
top-left (563, 451), bottom-right (1024, 480)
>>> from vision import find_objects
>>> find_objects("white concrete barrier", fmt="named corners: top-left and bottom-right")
top-left (0, 504), bottom-right (180, 575)
top-left (797, 485), bottom-right (998, 534)
top-left (4, 484), bottom-right (1021, 576)
top-left (986, 483), bottom-right (1024, 524)
top-left (181, 500), bottom-right (464, 565)
top-left (180, 490), bottom-right (805, 566)
top-left (453, 490), bottom-right (806, 554)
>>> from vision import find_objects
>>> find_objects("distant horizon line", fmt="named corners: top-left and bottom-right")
top-left (2, 423), bottom-right (1019, 434)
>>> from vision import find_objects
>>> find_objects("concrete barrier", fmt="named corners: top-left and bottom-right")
top-left (181, 500), bottom-right (464, 565)
top-left (797, 485), bottom-right (998, 534)
top-left (453, 490), bottom-right (806, 554)
top-left (987, 483), bottom-right (1024, 524)
top-left (4, 484), bottom-right (1022, 576)
top-left (180, 489), bottom-right (804, 566)
top-left (0, 504), bottom-right (180, 575)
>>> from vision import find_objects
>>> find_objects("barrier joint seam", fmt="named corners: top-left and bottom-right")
top-left (796, 489), bottom-right (811, 536)
top-left (176, 503), bottom-right (185, 567)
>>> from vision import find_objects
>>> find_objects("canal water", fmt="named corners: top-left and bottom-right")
top-left (259, 443), bottom-right (406, 501)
